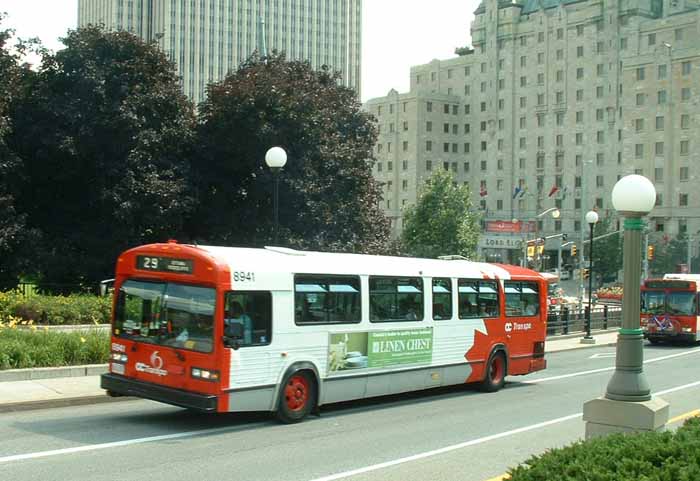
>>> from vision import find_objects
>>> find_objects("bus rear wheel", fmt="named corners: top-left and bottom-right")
top-left (479, 351), bottom-right (506, 392)
top-left (276, 371), bottom-right (316, 423)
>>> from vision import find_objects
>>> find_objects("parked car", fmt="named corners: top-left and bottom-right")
top-left (560, 270), bottom-right (570, 281)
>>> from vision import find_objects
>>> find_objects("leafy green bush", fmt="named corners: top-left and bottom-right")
top-left (0, 290), bottom-right (112, 325)
top-left (508, 417), bottom-right (700, 480)
top-left (0, 328), bottom-right (110, 370)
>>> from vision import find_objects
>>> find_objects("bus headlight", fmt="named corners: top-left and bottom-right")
top-left (191, 367), bottom-right (220, 381)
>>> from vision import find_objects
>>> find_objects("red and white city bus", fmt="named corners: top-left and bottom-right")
top-left (101, 241), bottom-right (548, 422)
top-left (641, 274), bottom-right (700, 344)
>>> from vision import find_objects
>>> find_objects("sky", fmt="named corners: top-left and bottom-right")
top-left (0, 0), bottom-right (480, 102)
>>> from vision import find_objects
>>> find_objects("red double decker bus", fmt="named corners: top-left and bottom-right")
top-left (641, 274), bottom-right (700, 344)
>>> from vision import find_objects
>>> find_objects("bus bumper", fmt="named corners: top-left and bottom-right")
top-left (644, 332), bottom-right (696, 343)
top-left (101, 373), bottom-right (218, 412)
top-left (529, 358), bottom-right (547, 373)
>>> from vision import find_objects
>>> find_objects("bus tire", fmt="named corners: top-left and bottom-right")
top-left (479, 351), bottom-right (506, 392)
top-left (276, 370), bottom-right (316, 424)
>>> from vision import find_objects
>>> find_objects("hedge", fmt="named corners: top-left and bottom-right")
top-left (0, 327), bottom-right (110, 370)
top-left (508, 417), bottom-right (700, 480)
top-left (0, 290), bottom-right (112, 325)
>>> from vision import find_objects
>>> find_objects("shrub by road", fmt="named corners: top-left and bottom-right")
top-left (0, 291), bottom-right (112, 325)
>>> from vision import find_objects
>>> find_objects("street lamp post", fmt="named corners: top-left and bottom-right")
top-left (265, 146), bottom-right (287, 245)
top-left (582, 210), bottom-right (599, 343)
top-left (582, 175), bottom-right (668, 439)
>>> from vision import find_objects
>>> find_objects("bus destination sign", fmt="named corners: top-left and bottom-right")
top-left (645, 280), bottom-right (691, 290)
top-left (136, 255), bottom-right (194, 274)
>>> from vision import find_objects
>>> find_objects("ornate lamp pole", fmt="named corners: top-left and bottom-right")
top-left (583, 175), bottom-right (668, 439)
top-left (582, 210), bottom-right (599, 343)
top-left (265, 146), bottom-right (287, 245)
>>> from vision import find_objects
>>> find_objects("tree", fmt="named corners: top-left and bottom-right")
top-left (8, 26), bottom-right (196, 289)
top-left (0, 15), bottom-right (36, 289)
top-left (649, 233), bottom-right (689, 276)
top-left (590, 214), bottom-right (622, 283)
top-left (401, 169), bottom-right (480, 259)
top-left (191, 53), bottom-right (390, 253)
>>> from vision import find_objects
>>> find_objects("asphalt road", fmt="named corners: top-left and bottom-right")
top-left (1, 343), bottom-right (699, 481)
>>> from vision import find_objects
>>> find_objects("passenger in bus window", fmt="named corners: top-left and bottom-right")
top-left (522, 299), bottom-right (537, 316)
top-left (225, 301), bottom-right (252, 345)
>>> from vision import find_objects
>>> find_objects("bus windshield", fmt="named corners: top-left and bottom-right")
top-left (641, 290), bottom-right (696, 316)
top-left (114, 280), bottom-right (216, 353)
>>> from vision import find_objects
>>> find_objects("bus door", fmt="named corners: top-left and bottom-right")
top-left (223, 291), bottom-right (274, 389)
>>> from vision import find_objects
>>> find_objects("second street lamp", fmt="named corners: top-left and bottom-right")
top-left (582, 210), bottom-right (599, 343)
top-left (265, 146), bottom-right (287, 245)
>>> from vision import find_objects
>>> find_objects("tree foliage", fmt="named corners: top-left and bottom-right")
top-left (590, 214), bottom-right (622, 282)
top-left (8, 26), bottom-right (196, 288)
top-left (649, 233), bottom-right (691, 276)
top-left (191, 53), bottom-right (390, 253)
top-left (401, 170), bottom-right (480, 259)
top-left (0, 15), bottom-right (34, 290)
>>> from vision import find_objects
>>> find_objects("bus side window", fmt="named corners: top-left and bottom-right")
top-left (224, 291), bottom-right (272, 346)
top-left (294, 275), bottom-right (361, 325)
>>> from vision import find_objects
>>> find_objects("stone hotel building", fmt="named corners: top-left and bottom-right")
top-left (366, 0), bottom-right (700, 264)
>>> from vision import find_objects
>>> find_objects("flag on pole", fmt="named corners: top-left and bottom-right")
top-left (480, 187), bottom-right (488, 197)
top-left (519, 186), bottom-right (528, 198)
top-left (548, 185), bottom-right (560, 197)
top-left (512, 186), bottom-right (521, 199)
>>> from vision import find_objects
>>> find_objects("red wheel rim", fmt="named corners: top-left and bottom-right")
top-left (490, 356), bottom-right (504, 384)
top-left (285, 375), bottom-right (309, 412)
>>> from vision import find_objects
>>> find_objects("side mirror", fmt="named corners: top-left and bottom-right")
top-left (223, 322), bottom-right (244, 350)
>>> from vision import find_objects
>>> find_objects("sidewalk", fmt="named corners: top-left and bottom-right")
top-left (0, 330), bottom-right (620, 413)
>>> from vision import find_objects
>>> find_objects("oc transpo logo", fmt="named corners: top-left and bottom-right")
top-left (504, 322), bottom-right (532, 333)
top-left (135, 351), bottom-right (167, 376)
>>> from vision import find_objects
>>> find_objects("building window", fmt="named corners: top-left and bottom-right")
top-left (655, 167), bottom-right (663, 182)
top-left (635, 118), bottom-right (645, 132)
top-left (636, 93), bottom-right (645, 106)
top-left (577, 67), bottom-right (584, 79)
top-left (682, 88), bottom-right (691, 102)
top-left (577, 46), bottom-right (584, 58)
top-left (597, 64), bottom-right (604, 76)
top-left (426, 160), bottom-right (432, 171)
top-left (681, 114), bottom-right (690, 129)
top-left (680, 167), bottom-right (689, 181)
top-left (635, 144), bottom-right (644, 158)
top-left (648, 33), bottom-right (656, 46)
top-left (426, 141), bottom-right (432, 152)
top-left (427, 102), bottom-right (432, 112)
top-left (655, 142), bottom-right (664, 156)
top-left (656, 116), bottom-right (665, 130)
top-left (620, 38), bottom-right (627, 50)
top-left (636, 67), bottom-right (645, 81)
top-left (576, 89), bottom-right (584, 102)
top-left (403, 141), bottom-right (408, 152)
top-left (679, 193), bottom-right (689, 207)
top-left (658, 64), bottom-right (667, 79)
top-left (576, 133), bottom-right (583, 145)
top-left (402, 160), bottom-right (408, 171)
top-left (680, 140), bottom-right (689, 155)
top-left (658, 90), bottom-right (667, 104)
top-left (426, 121), bottom-right (432, 132)
top-left (682, 61), bottom-right (691, 76)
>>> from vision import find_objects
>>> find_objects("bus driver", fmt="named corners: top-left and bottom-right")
top-left (225, 301), bottom-right (253, 345)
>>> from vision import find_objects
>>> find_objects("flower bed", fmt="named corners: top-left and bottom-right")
top-left (0, 291), bottom-right (112, 325)
top-left (0, 322), bottom-right (110, 370)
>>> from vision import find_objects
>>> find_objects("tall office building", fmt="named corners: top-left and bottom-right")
top-left (366, 0), bottom-right (700, 265)
top-left (78, 0), bottom-right (362, 104)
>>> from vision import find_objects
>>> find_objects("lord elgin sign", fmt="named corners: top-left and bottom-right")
top-left (480, 236), bottom-right (523, 250)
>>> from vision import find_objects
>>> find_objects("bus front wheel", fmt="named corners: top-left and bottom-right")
top-left (276, 371), bottom-right (316, 423)
top-left (479, 351), bottom-right (506, 392)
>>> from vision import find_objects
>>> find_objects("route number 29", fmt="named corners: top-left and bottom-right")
top-left (233, 271), bottom-right (255, 282)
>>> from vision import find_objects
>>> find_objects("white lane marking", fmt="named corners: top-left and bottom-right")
top-left (525, 347), bottom-right (700, 384)
top-left (307, 413), bottom-right (584, 481)
top-left (0, 425), bottom-right (244, 464)
top-left (307, 381), bottom-right (700, 481)
top-left (589, 353), bottom-right (616, 359)
top-left (2, 351), bottom-right (699, 467)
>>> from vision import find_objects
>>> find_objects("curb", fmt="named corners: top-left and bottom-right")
top-left (0, 394), bottom-right (135, 414)
top-left (0, 364), bottom-right (108, 382)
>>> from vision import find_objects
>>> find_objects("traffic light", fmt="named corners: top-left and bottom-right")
top-left (527, 241), bottom-right (535, 258)
top-left (537, 244), bottom-right (545, 255)
top-left (582, 268), bottom-right (590, 280)
top-left (571, 244), bottom-right (577, 257)
top-left (647, 245), bottom-right (655, 261)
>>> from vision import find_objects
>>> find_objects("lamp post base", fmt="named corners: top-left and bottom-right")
top-left (580, 336), bottom-right (596, 344)
top-left (582, 396), bottom-right (669, 440)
